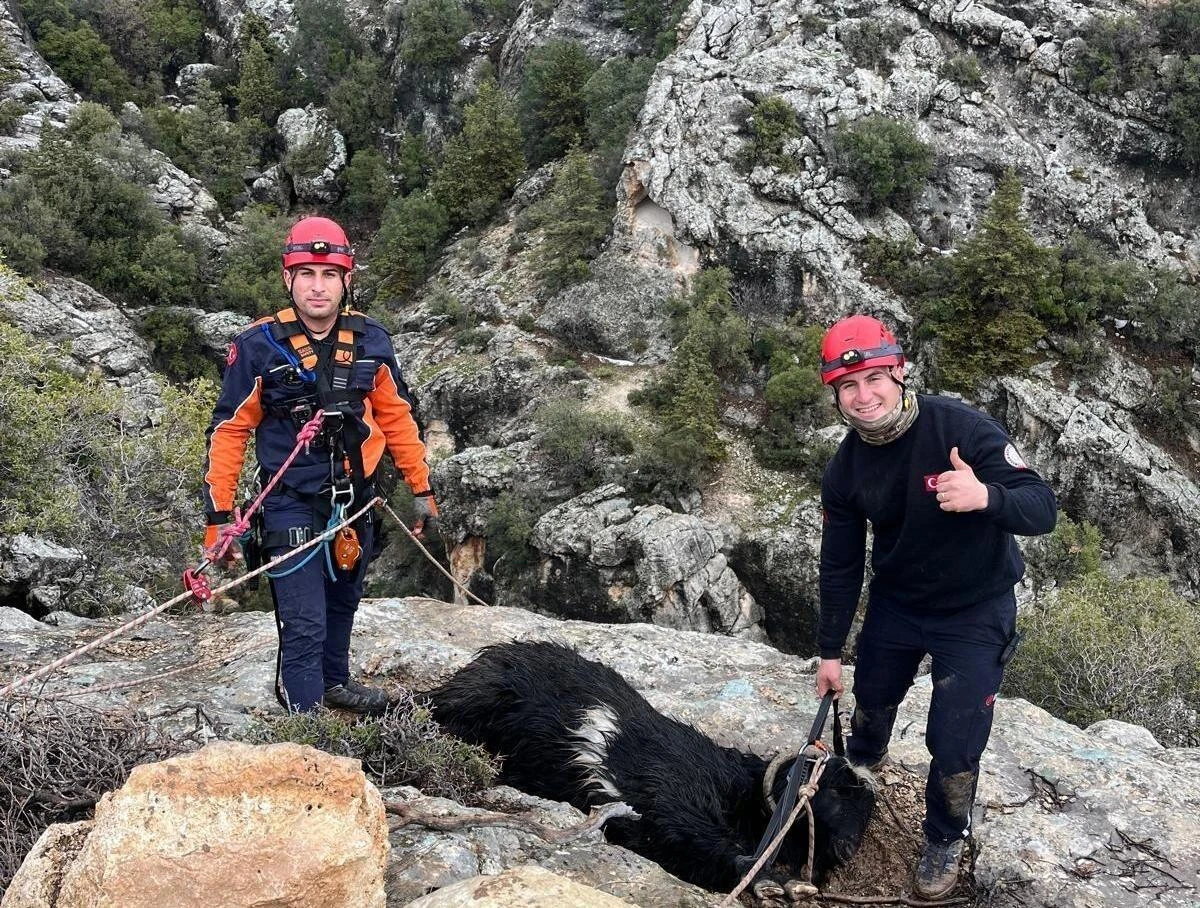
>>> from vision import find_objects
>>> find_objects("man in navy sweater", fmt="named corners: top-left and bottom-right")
top-left (813, 315), bottom-right (1056, 900)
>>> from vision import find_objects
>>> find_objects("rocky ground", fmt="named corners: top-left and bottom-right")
top-left (3, 598), bottom-right (1198, 906)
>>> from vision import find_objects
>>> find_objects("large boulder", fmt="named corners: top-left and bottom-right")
top-left (276, 105), bottom-right (347, 205)
top-left (14, 741), bottom-right (389, 908)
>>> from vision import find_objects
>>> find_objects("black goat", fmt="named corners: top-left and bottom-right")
top-left (427, 640), bottom-right (875, 892)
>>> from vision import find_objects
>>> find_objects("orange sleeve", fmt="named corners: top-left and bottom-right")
top-left (366, 363), bottom-right (431, 494)
top-left (202, 376), bottom-right (264, 518)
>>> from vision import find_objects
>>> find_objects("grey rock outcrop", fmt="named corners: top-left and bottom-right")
top-left (0, 536), bottom-right (86, 615)
top-left (0, 4), bottom-right (75, 156)
top-left (530, 483), bottom-right (765, 637)
top-left (0, 269), bottom-right (163, 416)
top-left (277, 105), bottom-right (347, 205)
top-left (3, 599), bottom-right (1199, 907)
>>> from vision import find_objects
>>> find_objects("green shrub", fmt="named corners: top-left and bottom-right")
top-left (581, 55), bottom-right (655, 184)
top-left (367, 191), bottom-right (450, 300)
top-left (0, 98), bottom-right (30, 135)
top-left (1164, 54), bottom-right (1200, 164)
top-left (1155, 0), bottom-right (1200, 57)
top-left (399, 0), bottom-right (470, 66)
top-left (919, 171), bottom-right (1053, 390)
top-left (527, 145), bottom-right (610, 291)
top-left (328, 54), bottom-right (394, 151)
top-left (429, 78), bottom-right (526, 227)
top-left (143, 88), bottom-right (256, 215)
top-left (833, 114), bottom-right (933, 211)
top-left (1140, 366), bottom-right (1196, 436)
top-left (519, 40), bottom-right (598, 166)
top-left (234, 33), bottom-right (285, 125)
top-left (535, 398), bottom-right (634, 489)
top-left (141, 306), bottom-right (217, 382)
top-left (285, 125), bottom-right (334, 180)
top-left (485, 490), bottom-right (539, 573)
top-left (20, 4), bottom-right (131, 105)
top-left (739, 96), bottom-right (803, 172)
top-left (76, 0), bottom-right (205, 92)
top-left (1071, 16), bottom-right (1156, 97)
top-left (841, 19), bottom-right (905, 74)
top-left (339, 148), bottom-right (395, 221)
top-left (940, 52), bottom-right (984, 89)
top-left (243, 693), bottom-right (499, 800)
top-left (1023, 512), bottom-right (1103, 589)
top-left (287, 0), bottom-right (362, 98)
top-left (0, 317), bottom-right (216, 614)
top-left (395, 132), bottom-right (434, 193)
top-left (752, 325), bottom-right (836, 476)
top-left (1007, 572), bottom-right (1200, 746)
top-left (622, 0), bottom-right (689, 57)
top-left (215, 204), bottom-right (291, 315)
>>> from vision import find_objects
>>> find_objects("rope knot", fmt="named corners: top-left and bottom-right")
top-left (296, 410), bottom-right (325, 444)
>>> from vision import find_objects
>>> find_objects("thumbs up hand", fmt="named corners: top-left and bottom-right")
top-left (934, 446), bottom-right (990, 512)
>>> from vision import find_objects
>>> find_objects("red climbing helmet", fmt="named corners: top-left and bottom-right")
top-left (282, 216), bottom-right (354, 272)
top-left (819, 315), bottom-right (905, 385)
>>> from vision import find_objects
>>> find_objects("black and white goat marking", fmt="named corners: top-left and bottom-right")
top-left (427, 640), bottom-right (875, 893)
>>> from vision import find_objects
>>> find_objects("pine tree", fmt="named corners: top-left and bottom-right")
top-left (235, 38), bottom-right (283, 125)
top-left (533, 146), bottom-right (610, 291)
top-left (518, 40), bottom-right (598, 166)
top-left (430, 79), bottom-right (525, 227)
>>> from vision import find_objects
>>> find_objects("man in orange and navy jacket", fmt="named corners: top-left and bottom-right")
top-left (203, 215), bottom-right (437, 714)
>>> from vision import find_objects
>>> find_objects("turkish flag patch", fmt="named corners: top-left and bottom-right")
top-left (923, 474), bottom-right (939, 493)
top-left (226, 342), bottom-right (238, 366)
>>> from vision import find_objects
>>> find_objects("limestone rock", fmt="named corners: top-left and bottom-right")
top-left (531, 484), bottom-right (766, 638)
top-left (405, 865), bottom-right (632, 907)
top-left (0, 535), bottom-right (86, 616)
top-left (277, 105), bottom-right (347, 205)
top-left (54, 741), bottom-right (388, 907)
top-left (2, 821), bottom-right (93, 908)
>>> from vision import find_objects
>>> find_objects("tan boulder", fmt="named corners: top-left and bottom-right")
top-left (405, 865), bottom-right (634, 907)
top-left (2, 821), bottom-right (93, 908)
top-left (52, 740), bottom-right (386, 908)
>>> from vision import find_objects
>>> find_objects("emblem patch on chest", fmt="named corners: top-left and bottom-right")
top-left (225, 342), bottom-right (238, 366)
top-left (923, 474), bottom-right (939, 493)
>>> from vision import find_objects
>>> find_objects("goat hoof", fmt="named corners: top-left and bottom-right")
top-left (752, 877), bottom-right (786, 901)
top-left (785, 879), bottom-right (819, 901)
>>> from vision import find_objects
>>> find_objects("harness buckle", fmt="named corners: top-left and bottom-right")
top-left (287, 526), bottom-right (312, 547)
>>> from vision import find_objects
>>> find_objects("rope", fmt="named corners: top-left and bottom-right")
top-left (0, 498), bottom-right (379, 701)
top-left (13, 641), bottom-right (274, 701)
top-left (717, 752), bottom-right (830, 908)
top-left (207, 410), bottom-right (326, 564)
top-left (377, 499), bottom-right (491, 608)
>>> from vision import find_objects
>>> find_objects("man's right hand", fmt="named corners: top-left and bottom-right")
top-left (816, 657), bottom-right (844, 699)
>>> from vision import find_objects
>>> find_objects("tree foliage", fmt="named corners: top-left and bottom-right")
top-left (528, 145), bottom-right (611, 291)
top-left (740, 95), bottom-right (803, 172)
top-left (367, 191), bottom-right (450, 300)
top-left (399, 0), bottom-right (470, 66)
top-left (430, 78), bottom-right (525, 227)
top-left (519, 40), bottom-right (598, 166)
top-left (833, 114), bottom-right (933, 210)
top-left (581, 55), bottom-right (655, 183)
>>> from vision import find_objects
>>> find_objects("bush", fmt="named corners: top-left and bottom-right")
top-left (840, 19), bottom-right (905, 74)
top-left (0, 317), bottom-right (216, 613)
top-left (23, 13), bottom-right (131, 104)
top-left (1155, 0), bottom-right (1200, 57)
top-left (581, 56), bottom-right (655, 184)
top-left (429, 78), bottom-right (526, 227)
top-left (234, 32), bottom-right (285, 125)
top-left (284, 125), bottom-right (334, 180)
top-left (1164, 54), bottom-right (1200, 164)
top-left (398, 0), bottom-right (470, 66)
top-left (535, 398), bottom-right (634, 489)
top-left (141, 306), bottom-right (218, 382)
top-left (215, 205), bottom-right (291, 315)
top-left (143, 88), bottom-right (256, 215)
top-left (367, 191), bottom-right (450, 300)
top-left (484, 490), bottom-right (539, 573)
top-left (739, 96), bottom-right (803, 172)
top-left (527, 145), bottom-right (610, 291)
top-left (340, 148), bottom-right (395, 222)
top-left (940, 52), bottom-right (984, 89)
top-left (328, 54), bottom-right (394, 151)
top-left (752, 325), bottom-right (836, 477)
top-left (919, 170), bottom-right (1053, 390)
top-left (833, 114), bottom-right (933, 211)
top-left (519, 40), bottom-right (598, 166)
top-left (0, 98), bottom-right (29, 136)
top-left (76, 0), bottom-right (205, 92)
top-left (1071, 16), bottom-right (1156, 97)
top-left (243, 692), bottom-right (499, 800)
top-left (622, 0), bottom-right (689, 57)
top-left (1023, 512), bottom-right (1103, 589)
top-left (1140, 366), bottom-right (1196, 436)
top-left (286, 0), bottom-right (362, 98)
top-left (1007, 572), bottom-right (1200, 746)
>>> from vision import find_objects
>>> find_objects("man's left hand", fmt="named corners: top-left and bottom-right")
top-left (934, 447), bottom-right (989, 512)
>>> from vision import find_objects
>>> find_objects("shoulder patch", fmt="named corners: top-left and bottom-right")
top-left (1003, 443), bottom-right (1027, 470)
top-left (226, 342), bottom-right (239, 366)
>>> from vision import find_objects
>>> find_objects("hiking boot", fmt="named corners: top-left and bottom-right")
top-left (914, 837), bottom-right (964, 900)
top-left (323, 679), bottom-right (391, 715)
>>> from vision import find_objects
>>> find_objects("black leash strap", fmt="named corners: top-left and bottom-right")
top-left (750, 692), bottom-right (843, 864)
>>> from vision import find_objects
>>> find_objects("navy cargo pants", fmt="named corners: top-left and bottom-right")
top-left (847, 589), bottom-right (1017, 844)
top-left (263, 494), bottom-right (374, 712)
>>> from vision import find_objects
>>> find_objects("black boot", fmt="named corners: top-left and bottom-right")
top-left (323, 679), bottom-right (391, 715)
